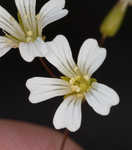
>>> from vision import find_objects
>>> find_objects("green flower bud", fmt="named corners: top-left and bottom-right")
top-left (100, 1), bottom-right (127, 38)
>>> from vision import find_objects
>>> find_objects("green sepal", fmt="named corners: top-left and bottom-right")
top-left (60, 76), bottom-right (70, 82)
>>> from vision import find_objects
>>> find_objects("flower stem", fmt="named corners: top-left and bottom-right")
top-left (60, 129), bottom-right (70, 150)
top-left (99, 35), bottom-right (106, 47)
top-left (39, 58), bottom-right (56, 78)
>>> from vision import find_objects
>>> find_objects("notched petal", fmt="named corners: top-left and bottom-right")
top-left (53, 96), bottom-right (82, 132)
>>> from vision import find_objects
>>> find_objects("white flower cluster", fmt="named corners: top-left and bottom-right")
top-left (0, 0), bottom-right (120, 132)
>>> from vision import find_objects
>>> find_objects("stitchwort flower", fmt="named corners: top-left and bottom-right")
top-left (26, 35), bottom-right (119, 132)
top-left (0, 0), bottom-right (68, 62)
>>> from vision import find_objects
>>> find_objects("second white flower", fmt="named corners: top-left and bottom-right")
top-left (26, 35), bottom-right (120, 132)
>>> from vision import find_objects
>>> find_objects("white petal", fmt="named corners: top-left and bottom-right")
top-left (77, 39), bottom-right (106, 76)
top-left (38, 8), bottom-right (68, 29)
top-left (0, 6), bottom-right (25, 41)
top-left (53, 95), bottom-right (82, 132)
top-left (38, 0), bottom-right (68, 30)
top-left (45, 35), bottom-right (77, 78)
top-left (19, 37), bottom-right (48, 62)
top-left (0, 36), bottom-right (12, 57)
top-left (15, 0), bottom-right (37, 34)
top-left (85, 82), bottom-right (119, 116)
top-left (26, 77), bottom-right (71, 103)
top-left (39, 0), bottom-right (66, 15)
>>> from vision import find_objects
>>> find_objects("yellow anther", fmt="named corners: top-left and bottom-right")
top-left (26, 37), bottom-right (32, 42)
top-left (76, 87), bottom-right (81, 92)
top-left (73, 66), bottom-right (81, 74)
top-left (69, 75), bottom-right (81, 85)
top-left (26, 31), bottom-right (33, 42)
top-left (69, 78), bottom-right (75, 84)
top-left (74, 66), bottom-right (79, 72)
top-left (84, 75), bottom-right (89, 81)
top-left (27, 30), bottom-right (33, 36)
top-left (71, 85), bottom-right (81, 93)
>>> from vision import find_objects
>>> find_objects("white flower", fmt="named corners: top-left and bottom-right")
top-left (26, 35), bottom-right (120, 132)
top-left (0, 0), bottom-right (68, 62)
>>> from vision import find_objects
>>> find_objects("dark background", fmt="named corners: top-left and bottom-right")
top-left (0, 0), bottom-right (132, 149)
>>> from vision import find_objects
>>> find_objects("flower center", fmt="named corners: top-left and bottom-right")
top-left (61, 74), bottom-right (96, 98)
